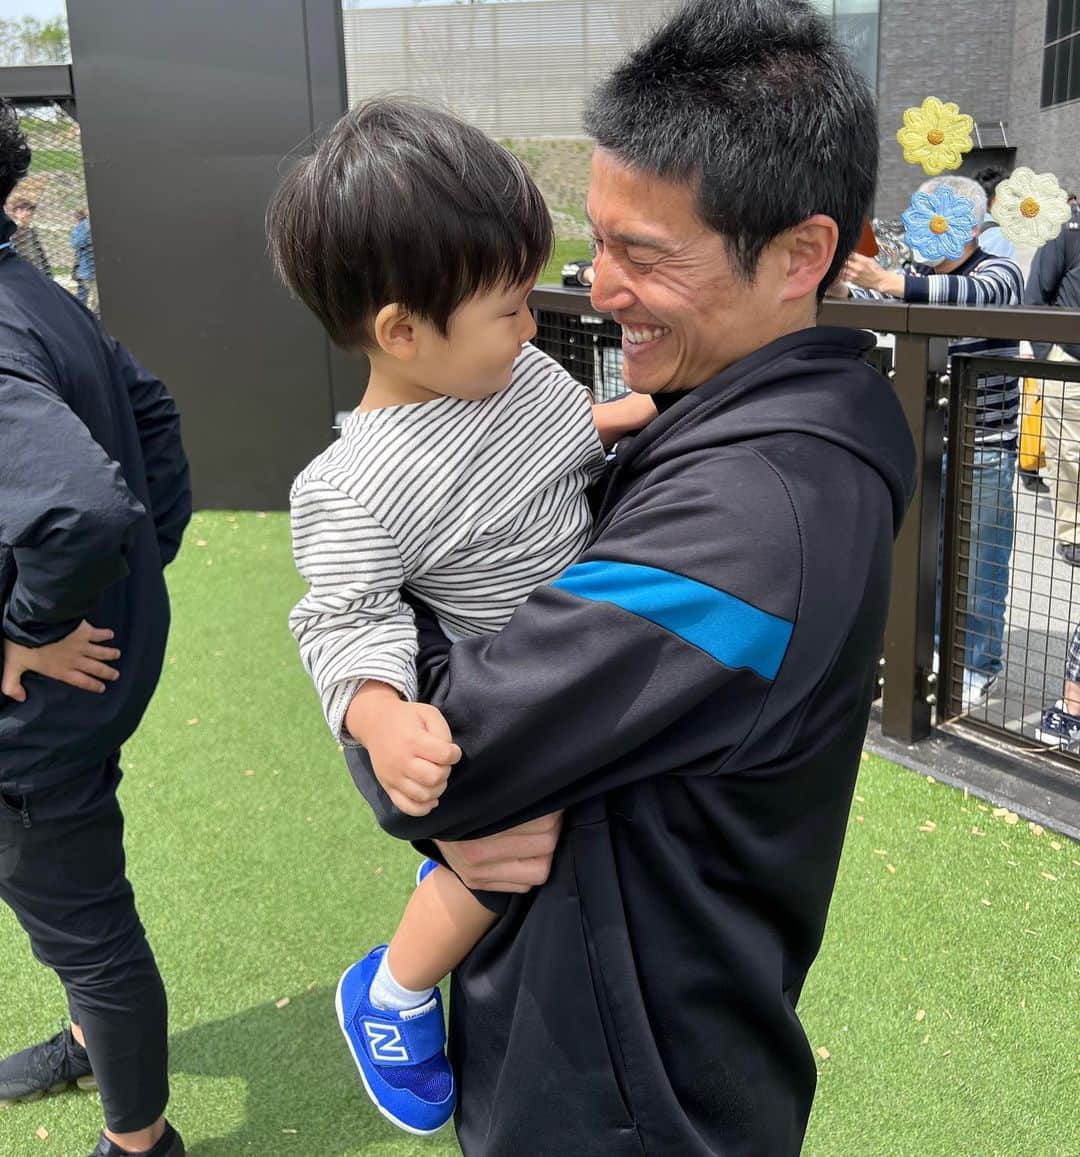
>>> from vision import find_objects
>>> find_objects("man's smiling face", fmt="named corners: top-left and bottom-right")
top-left (586, 148), bottom-right (792, 395)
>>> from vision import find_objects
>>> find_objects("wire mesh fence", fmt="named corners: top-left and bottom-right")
top-left (6, 102), bottom-right (96, 314)
top-left (533, 292), bottom-right (627, 403)
top-left (943, 351), bottom-right (1080, 771)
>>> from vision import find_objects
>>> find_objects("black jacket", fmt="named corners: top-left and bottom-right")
top-left (349, 326), bottom-right (916, 1156)
top-left (1024, 215), bottom-right (1080, 360)
top-left (0, 214), bottom-right (191, 793)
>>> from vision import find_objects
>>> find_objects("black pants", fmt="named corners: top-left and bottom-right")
top-left (0, 763), bottom-right (169, 1133)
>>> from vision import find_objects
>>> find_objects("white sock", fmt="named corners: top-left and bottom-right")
top-left (368, 951), bottom-right (435, 1012)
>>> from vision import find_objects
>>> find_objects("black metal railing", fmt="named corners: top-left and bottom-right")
top-left (530, 285), bottom-right (1080, 777)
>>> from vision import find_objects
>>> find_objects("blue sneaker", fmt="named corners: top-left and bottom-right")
top-left (335, 946), bottom-right (455, 1135)
top-left (415, 858), bottom-right (440, 888)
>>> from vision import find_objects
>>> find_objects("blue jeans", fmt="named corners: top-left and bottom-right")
top-left (963, 448), bottom-right (1017, 678)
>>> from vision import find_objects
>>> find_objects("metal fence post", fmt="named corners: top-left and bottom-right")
top-left (881, 333), bottom-right (949, 742)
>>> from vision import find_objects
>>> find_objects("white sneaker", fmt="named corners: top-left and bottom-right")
top-left (961, 669), bottom-right (998, 710)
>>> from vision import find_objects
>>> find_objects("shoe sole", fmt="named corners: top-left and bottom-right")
top-left (0, 1075), bottom-right (97, 1109)
top-left (334, 972), bottom-right (451, 1138)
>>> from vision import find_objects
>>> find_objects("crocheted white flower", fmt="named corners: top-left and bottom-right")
top-left (992, 168), bottom-right (1072, 247)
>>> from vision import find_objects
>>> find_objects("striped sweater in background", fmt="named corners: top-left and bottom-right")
top-left (289, 343), bottom-right (606, 742)
top-left (851, 248), bottom-right (1024, 448)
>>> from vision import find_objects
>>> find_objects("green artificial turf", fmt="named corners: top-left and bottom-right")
top-left (1, 512), bottom-right (1076, 1156)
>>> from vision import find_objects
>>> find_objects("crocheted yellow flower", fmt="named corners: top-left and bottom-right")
top-left (991, 167), bottom-right (1072, 247)
top-left (896, 97), bottom-right (974, 176)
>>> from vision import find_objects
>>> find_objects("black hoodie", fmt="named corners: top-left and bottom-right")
top-left (349, 326), bottom-right (916, 1156)
top-left (0, 215), bottom-right (191, 794)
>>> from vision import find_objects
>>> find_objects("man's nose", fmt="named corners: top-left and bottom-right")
top-left (589, 254), bottom-right (635, 315)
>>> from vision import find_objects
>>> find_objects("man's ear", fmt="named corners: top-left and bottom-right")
top-left (372, 303), bottom-right (419, 361)
top-left (780, 215), bottom-right (840, 303)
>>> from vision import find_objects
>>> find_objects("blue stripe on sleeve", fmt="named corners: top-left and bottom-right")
top-left (552, 560), bottom-right (793, 681)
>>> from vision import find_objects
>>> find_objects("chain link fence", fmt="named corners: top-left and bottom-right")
top-left (6, 102), bottom-right (96, 314)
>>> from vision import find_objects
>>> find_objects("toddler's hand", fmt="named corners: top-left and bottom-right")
top-left (346, 683), bottom-right (461, 817)
top-left (1, 620), bottom-right (121, 702)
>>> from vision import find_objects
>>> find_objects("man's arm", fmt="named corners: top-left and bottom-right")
top-left (347, 453), bottom-right (801, 842)
top-left (0, 364), bottom-right (145, 648)
top-left (111, 339), bottom-right (192, 566)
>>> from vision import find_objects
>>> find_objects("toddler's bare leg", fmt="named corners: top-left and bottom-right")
top-left (385, 866), bottom-right (497, 991)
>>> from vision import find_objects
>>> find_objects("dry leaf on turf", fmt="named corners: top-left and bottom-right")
top-left (816, 1047), bottom-right (831, 1061)
top-left (275, 997), bottom-right (290, 1009)
top-left (1029, 822), bottom-right (1045, 836)
top-left (915, 1009), bottom-right (926, 1022)
top-left (1049, 840), bottom-right (1061, 850)
top-left (36, 1127), bottom-right (48, 1141)
top-left (1004, 813), bottom-right (1019, 826)
top-left (981, 899), bottom-right (992, 907)
top-left (886, 864), bottom-right (897, 874)
top-left (187, 717), bottom-right (199, 726)
top-left (1041, 872), bottom-right (1057, 881)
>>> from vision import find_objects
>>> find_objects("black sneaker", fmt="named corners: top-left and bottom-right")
top-left (1019, 469), bottom-right (1050, 494)
top-left (0, 1025), bottom-right (96, 1108)
top-left (1057, 542), bottom-right (1080, 567)
top-left (89, 1121), bottom-right (185, 1157)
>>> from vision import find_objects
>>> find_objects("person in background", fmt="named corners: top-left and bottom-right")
top-left (839, 174), bottom-right (1024, 710)
top-left (0, 99), bottom-right (190, 1157)
top-left (1023, 202), bottom-right (1080, 563)
top-left (71, 207), bottom-right (97, 314)
top-left (973, 166), bottom-right (1018, 262)
top-left (7, 194), bottom-right (51, 277)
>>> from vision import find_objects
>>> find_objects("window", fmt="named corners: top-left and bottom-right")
top-left (1041, 0), bottom-right (1080, 107)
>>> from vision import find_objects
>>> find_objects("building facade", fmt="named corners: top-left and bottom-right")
top-left (343, 0), bottom-right (1078, 222)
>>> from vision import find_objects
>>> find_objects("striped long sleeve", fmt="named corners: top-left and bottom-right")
top-left (288, 343), bottom-right (605, 744)
top-left (289, 477), bottom-right (418, 741)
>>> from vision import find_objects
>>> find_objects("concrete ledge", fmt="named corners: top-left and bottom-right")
top-left (865, 706), bottom-right (1080, 842)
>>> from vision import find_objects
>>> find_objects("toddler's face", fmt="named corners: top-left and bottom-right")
top-left (418, 281), bottom-right (538, 402)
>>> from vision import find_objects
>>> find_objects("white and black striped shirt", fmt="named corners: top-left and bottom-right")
top-left (289, 343), bottom-right (605, 741)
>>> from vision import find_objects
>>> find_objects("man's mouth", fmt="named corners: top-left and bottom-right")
top-left (621, 324), bottom-right (670, 346)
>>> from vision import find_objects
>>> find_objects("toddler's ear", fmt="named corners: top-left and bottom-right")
top-left (372, 303), bottom-right (418, 361)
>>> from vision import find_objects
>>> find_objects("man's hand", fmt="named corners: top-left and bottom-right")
top-left (1, 620), bottom-right (121, 702)
top-left (435, 811), bottom-right (564, 893)
top-left (345, 681), bottom-right (461, 817)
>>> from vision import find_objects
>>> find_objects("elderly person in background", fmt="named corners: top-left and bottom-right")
top-left (839, 174), bottom-right (1024, 710)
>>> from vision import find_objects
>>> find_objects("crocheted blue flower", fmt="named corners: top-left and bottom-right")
top-left (901, 186), bottom-right (979, 263)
